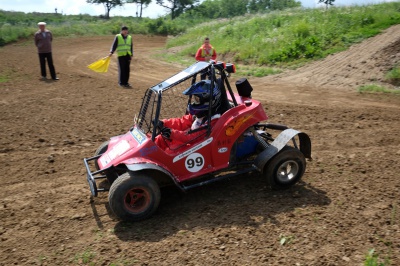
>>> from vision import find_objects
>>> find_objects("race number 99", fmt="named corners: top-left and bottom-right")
top-left (185, 153), bottom-right (204, 173)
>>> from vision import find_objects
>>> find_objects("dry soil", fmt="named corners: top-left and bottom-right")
top-left (1, 26), bottom-right (400, 266)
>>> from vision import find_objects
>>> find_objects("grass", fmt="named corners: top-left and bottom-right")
top-left (38, 255), bottom-right (47, 264)
top-left (159, 52), bottom-right (194, 67)
top-left (364, 249), bottom-right (389, 266)
top-left (358, 66), bottom-right (400, 94)
top-left (279, 234), bottom-right (294, 246)
top-left (357, 84), bottom-right (400, 94)
top-left (0, 75), bottom-right (9, 83)
top-left (73, 249), bottom-right (96, 265)
top-left (385, 65), bottom-right (400, 85)
top-left (235, 65), bottom-right (282, 77)
top-left (0, 71), bottom-right (11, 83)
top-left (166, 2), bottom-right (400, 74)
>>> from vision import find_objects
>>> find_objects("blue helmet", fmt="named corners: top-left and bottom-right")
top-left (183, 80), bottom-right (221, 117)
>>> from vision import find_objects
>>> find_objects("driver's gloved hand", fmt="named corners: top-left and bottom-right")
top-left (161, 127), bottom-right (171, 139)
top-left (153, 120), bottom-right (164, 129)
top-left (157, 120), bottom-right (164, 130)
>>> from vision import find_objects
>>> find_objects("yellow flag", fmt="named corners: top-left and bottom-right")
top-left (87, 57), bottom-right (111, 73)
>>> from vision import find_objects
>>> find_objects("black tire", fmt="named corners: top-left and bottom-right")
top-left (94, 140), bottom-right (109, 170)
top-left (265, 146), bottom-right (306, 189)
top-left (108, 172), bottom-right (161, 222)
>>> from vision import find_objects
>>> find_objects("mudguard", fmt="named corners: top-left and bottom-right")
top-left (254, 129), bottom-right (311, 172)
top-left (126, 162), bottom-right (183, 191)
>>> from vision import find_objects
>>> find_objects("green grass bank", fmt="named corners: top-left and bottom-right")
top-left (166, 2), bottom-right (400, 68)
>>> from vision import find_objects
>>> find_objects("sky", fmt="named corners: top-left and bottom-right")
top-left (0, 0), bottom-right (398, 19)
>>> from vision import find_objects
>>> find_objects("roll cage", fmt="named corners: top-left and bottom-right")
top-left (134, 61), bottom-right (237, 142)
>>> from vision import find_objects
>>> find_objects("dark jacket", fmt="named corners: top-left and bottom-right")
top-left (34, 30), bottom-right (53, 53)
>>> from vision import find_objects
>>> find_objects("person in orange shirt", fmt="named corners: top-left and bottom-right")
top-left (195, 37), bottom-right (217, 79)
top-left (195, 37), bottom-right (217, 62)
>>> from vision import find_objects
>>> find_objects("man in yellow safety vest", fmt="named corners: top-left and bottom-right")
top-left (109, 26), bottom-right (133, 88)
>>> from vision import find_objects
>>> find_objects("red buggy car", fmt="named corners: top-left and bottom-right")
top-left (83, 61), bottom-right (311, 222)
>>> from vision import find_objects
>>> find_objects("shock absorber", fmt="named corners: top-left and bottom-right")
top-left (249, 127), bottom-right (269, 150)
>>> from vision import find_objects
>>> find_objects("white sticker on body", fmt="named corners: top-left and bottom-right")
top-left (107, 140), bottom-right (130, 161)
top-left (185, 153), bottom-right (205, 173)
top-left (218, 147), bottom-right (228, 153)
top-left (173, 137), bottom-right (213, 163)
top-left (99, 153), bottom-right (111, 167)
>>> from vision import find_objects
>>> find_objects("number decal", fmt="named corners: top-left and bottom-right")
top-left (185, 153), bottom-right (204, 173)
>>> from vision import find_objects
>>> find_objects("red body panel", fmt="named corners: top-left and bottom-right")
top-left (98, 95), bottom-right (268, 183)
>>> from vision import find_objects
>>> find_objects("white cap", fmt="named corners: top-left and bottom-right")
top-left (38, 22), bottom-right (46, 26)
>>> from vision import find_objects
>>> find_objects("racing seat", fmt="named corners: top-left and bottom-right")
top-left (215, 77), bottom-right (232, 115)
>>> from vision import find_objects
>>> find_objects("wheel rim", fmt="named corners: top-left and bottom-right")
top-left (123, 187), bottom-right (151, 213)
top-left (276, 160), bottom-right (299, 183)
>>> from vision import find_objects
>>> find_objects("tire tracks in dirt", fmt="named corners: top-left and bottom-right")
top-left (1, 27), bottom-right (400, 266)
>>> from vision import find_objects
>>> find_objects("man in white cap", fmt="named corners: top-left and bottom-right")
top-left (34, 22), bottom-right (58, 80)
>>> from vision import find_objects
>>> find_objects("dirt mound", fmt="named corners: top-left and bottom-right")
top-left (264, 24), bottom-right (400, 90)
top-left (0, 26), bottom-right (399, 265)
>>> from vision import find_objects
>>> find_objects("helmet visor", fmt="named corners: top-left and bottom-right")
top-left (192, 95), bottom-right (201, 105)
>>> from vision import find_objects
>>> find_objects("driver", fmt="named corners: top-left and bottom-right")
top-left (155, 80), bottom-right (221, 151)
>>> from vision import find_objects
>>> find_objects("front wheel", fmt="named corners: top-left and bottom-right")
top-left (265, 146), bottom-right (306, 189)
top-left (109, 172), bottom-right (161, 222)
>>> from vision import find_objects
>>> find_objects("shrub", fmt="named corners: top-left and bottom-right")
top-left (385, 66), bottom-right (400, 86)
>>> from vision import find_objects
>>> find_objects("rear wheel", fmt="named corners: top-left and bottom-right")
top-left (109, 172), bottom-right (161, 222)
top-left (265, 146), bottom-right (306, 189)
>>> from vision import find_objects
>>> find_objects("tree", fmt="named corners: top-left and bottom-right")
top-left (270, 0), bottom-right (301, 10)
top-left (126, 0), bottom-right (152, 17)
top-left (86, 0), bottom-right (125, 19)
top-left (189, 0), bottom-right (222, 19)
top-left (156, 0), bottom-right (199, 19)
top-left (248, 0), bottom-right (301, 13)
top-left (219, 0), bottom-right (248, 18)
top-left (318, 0), bottom-right (335, 9)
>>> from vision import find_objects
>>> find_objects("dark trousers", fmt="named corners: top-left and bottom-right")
top-left (38, 52), bottom-right (56, 79)
top-left (200, 69), bottom-right (210, 80)
top-left (118, 55), bottom-right (131, 85)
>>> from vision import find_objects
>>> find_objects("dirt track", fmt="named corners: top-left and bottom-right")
top-left (0, 26), bottom-right (400, 265)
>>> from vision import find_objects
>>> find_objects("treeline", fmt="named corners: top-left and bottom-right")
top-left (0, 11), bottom-right (100, 27)
top-left (85, 0), bottom-right (302, 20)
top-left (0, 11), bottom-right (169, 46)
top-left (181, 0), bottom-right (301, 19)
top-left (0, 0), bottom-right (302, 46)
